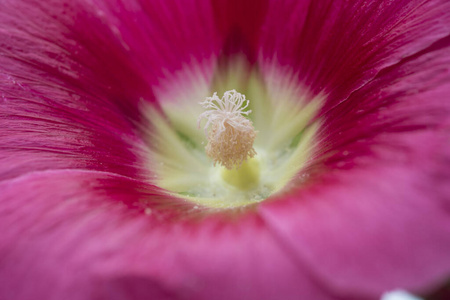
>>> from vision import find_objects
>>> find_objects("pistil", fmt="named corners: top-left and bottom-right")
top-left (198, 90), bottom-right (257, 170)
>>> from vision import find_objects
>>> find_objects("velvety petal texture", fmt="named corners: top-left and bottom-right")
top-left (260, 0), bottom-right (450, 108)
top-left (0, 170), bottom-right (338, 300)
top-left (260, 24), bottom-right (450, 299)
top-left (0, 0), bottom-right (449, 299)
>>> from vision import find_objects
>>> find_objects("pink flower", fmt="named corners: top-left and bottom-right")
top-left (1, 0), bottom-right (450, 299)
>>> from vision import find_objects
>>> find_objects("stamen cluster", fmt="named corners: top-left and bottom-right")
top-left (198, 90), bottom-right (257, 169)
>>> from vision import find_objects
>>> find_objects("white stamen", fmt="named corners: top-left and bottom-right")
top-left (198, 90), bottom-right (257, 169)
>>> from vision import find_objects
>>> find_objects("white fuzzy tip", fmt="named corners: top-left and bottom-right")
top-left (198, 90), bottom-right (257, 169)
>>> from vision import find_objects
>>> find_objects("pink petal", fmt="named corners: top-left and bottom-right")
top-left (211, 0), bottom-right (269, 61)
top-left (261, 145), bottom-right (450, 296)
top-left (1, 0), bottom-right (449, 299)
top-left (0, 71), bottom-right (150, 180)
top-left (260, 36), bottom-right (450, 298)
top-left (0, 170), bottom-right (343, 300)
top-left (0, 0), bottom-right (221, 111)
top-left (259, 0), bottom-right (450, 107)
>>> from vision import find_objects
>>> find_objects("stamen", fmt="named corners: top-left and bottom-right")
top-left (198, 90), bottom-right (257, 169)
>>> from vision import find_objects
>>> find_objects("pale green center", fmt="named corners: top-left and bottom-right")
top-left (222, 158), bottom-right (260, 190)
top-left (144, 58), bottom-right (323, 209)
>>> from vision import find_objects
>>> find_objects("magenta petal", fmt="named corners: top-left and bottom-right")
top-left (0, 71), bottom-right (149, 180)
top-left (0, 0), bottom-right (221, 112)
top-left (0, 170), bottom-right (343, 300)
top-left (211, 0), bottom-right (269, 61)
top-left (0, 0), bottom-right (164, 180)
top-left (316, 36), bottom-right (450, 166)
top-left (259, 0), bottom-right (450, 106)
top-left (259, 37), bottom-right (450, 298)
top-left (261, 146), bottom-right (450, 297)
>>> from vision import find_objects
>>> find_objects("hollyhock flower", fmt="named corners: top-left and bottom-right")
top-left (1, 0), bottom-right (450, 299)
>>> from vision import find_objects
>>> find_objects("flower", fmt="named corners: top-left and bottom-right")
top-left (1, 0), bottom-right (450, 299)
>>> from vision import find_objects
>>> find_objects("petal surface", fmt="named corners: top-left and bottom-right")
top-left (260, 35), bottom-right (450, 298)
top-left (0, 170), bottom-right (346, 300)
top-left (259, 0), bottom-right (450, 108)
top-left (0, 69), bottom-right (154, 181)
top-left (1, 0), bottom-right (449, 299)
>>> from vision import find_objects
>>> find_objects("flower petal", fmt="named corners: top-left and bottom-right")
top-left (211, 0), bottom-right (269, 61)
top-left (259, 36), bottom-right (450, 298)
top-left (0, 71), bottom-right (149, 180)
top-left (0, 170), bottom-right (343, 300)
top-left (261, 145), bottom-right (450, 298)
top-left (0, 0), bottom-right (221, 107)
top-left (259, 0), bottom-right (450, 106)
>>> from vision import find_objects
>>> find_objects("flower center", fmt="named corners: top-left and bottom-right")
top-left (145, 62), bottom-right (323, 209)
